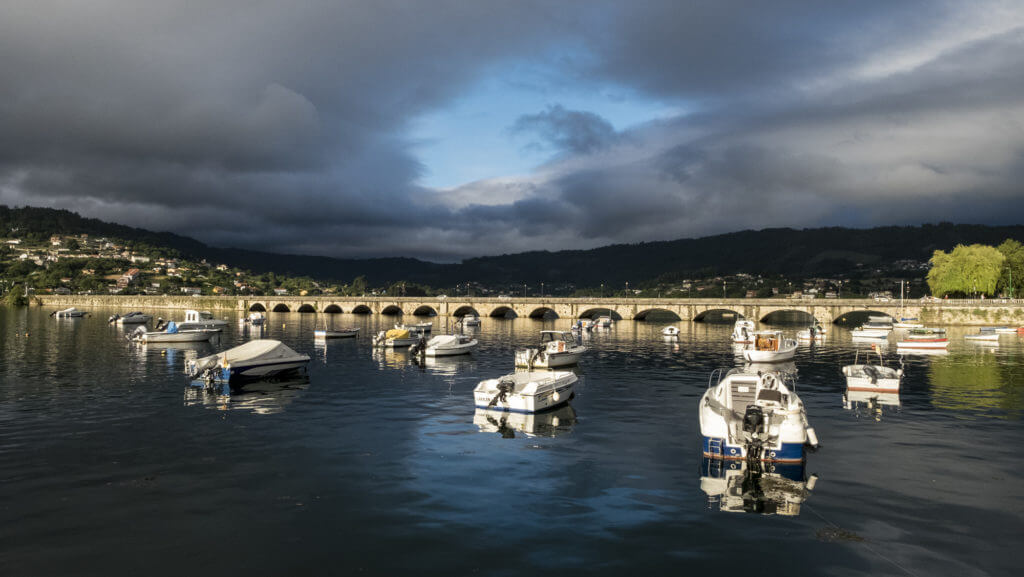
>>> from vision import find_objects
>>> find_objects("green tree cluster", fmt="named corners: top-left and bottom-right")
top-left (927, 244), bottom-right (1005, 297)
top-left (997, 239), bottom-right (1024, 298)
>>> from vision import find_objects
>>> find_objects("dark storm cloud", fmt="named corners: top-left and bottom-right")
top-left (511, 105), bottom-right (619, 155)
top-left (1, 1), bottom-right (1022, 261)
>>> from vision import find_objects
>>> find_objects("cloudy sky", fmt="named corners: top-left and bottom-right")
top-left (2, 1), bottom-right (1023, 261)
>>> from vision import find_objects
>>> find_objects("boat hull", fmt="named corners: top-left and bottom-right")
top-left (701, 436), bottom-right (806, 463)
top-left (896, 338), bottom-right (948, 349)
top-left (141, 330), bottom-right (217, 343)
top-left (425, 344), bottom-right (476, 357)
top-left (314, 329), bottom-right (359, 339)
top-left (742, 347), bottom-right (796, 362)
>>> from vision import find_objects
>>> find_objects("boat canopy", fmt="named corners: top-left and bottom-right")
top-left (386, 328), bottom-right (410, 340)
top-left (191, 340), bottom-right (306, 374)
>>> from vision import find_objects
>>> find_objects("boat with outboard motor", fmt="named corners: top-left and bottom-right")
top-left (168, 310), bottom-right (229, 331)
top-left (742, 331), bottom-right (797, 363)
top-left (52, 307), bottom-right (87, 318)
top-left (413, 333), bottom-right (478, 357)
top-left (129, 322), bottom-right (220, 343)
top-left (842, 347), bottom-right (903, 393)
top-left (473, 371), bottom-right (577, 413)
top-left (515, 331), bottom-right (586, 368)
top-left (700, 367), bottom-right (818, 463)
top-left (372, 327), bottom-right (424, 348)
top-left (731, 319), bottom-right (756, 344)
top-left (796, 321), bottom-right (827, 342)
top-left (186, 339), bottom-right (310, 384)
top-left (461, 314), bottom-right (481, 327)
top-left (109, 311), bottom-right (151, 325)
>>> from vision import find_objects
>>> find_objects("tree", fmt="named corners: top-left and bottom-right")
top-left (927, 244), bottom-right (1004, 297)
top-left (996, 239), bottom-right (1024, 298)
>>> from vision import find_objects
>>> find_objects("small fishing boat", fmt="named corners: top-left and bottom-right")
top-left (896, 337), bottom-right (948, 350)
top-left (742, 331), bottom-right (797, 363)
top-left (700, 368), bottom-right (818, 462)
top-left (965, 333), bottom-right (1000, 344)
top-left (243, 312), bottom-right (265, 326)
top-left (731, 319), bottom-right (756, 344)
top-left (851, 328), bottom-right (889, 339)
top-left (129, 323), bottom-right (220, 343)
top-left (52, 307), bottom-right (87, 318)
top-left (473, 371), bottom-right (577, 413)
top-left (187, 339), bottom-right (310, 384)
top-left (662, 325), bottom-right (680, 336)
top-left (416, 334), bottom-right (478, 357)
top-left (595, 316), bottom-right (614, 328)
top-left (372, 327), bottom-right (423, 348)
top-left (515, 331), bottom-right (586, 368)
top-left (109, 311), bottom-right (151, 324)
top-left (796, 321), bottom-right (826, 342)
top-left (994, 327), bottom-right (1020, 334)
top-left (461, 314), bottom-right (481, 327)
top-left (314, 327), bottom-right (359, 339)
top-left (842, 348), bottom-right (903, 393)
top-left (397, 322), bottom-right (433, 334)
top-left (174, 310), bottom-right (229, 331)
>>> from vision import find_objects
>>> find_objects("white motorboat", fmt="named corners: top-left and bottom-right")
top-left (174, 310), bottom-right (229, 331)
top-left (700, 368), bottom-right (818, 463)
top-left (861, 318), bottom-right (893, 331)
top-left (473, 371), bottom-right (577, 413)
top-left (372, 327), bottom-right (424, 348)
top-left (244, 312), bottom-right (265, 326)
top-left (595, 315), bottom-right (614, 328)
top-left (662, 326), bottom-right (680, 336)
top-left (52, 307), bottom-right (87, 318)
top-left (129, 323), bottom-right (220, 343)
top-left (461, 314), bottom-right (481, 327)
top-left (109, 311), bottom-right (152, 324)
top-left (700, 458), bottom-right (817, 516)
top-left (796, 321), bottom-right (826, 341)
top-left (417, 334), bottom-right (478, 357)
top-left (314, 327), bottom-right (359, 339)
top-left (842, 349), bottom-right (903, 394)
top-left (994, 327), bottom-right (1020, 334)
top-left (742, 331), bottom-right (797, 363)
top-left (731, 319), bottom-right (756, 344)
top-left (187, 339), bottom-right (310, 384)
top-left (397, 322), bottom-right (433, 334)
top-left (894, 321), bottom-right (923, 329)
top-left (851, 328), bottom-right (889, 339)
top-left (515, 331), bottom-right (586, 368)
top-left (965, 333), bottom-right (999, 342)
top-left (896, 337), bottom-right (948, 350)
top-left (473, 405), bottom-right (577, 438)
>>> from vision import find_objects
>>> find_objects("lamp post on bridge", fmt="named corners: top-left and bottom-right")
top-left (541, 282), bottom-right (544, 298)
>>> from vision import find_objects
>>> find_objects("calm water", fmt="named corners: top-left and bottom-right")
top-left (2, 307), bottom-right (1022, 576)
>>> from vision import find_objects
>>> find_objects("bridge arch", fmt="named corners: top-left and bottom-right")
top-left (693, 308), bottom-right (741, 323)
top-left (413, 305), bottom-right (437, 317)
top-left (833, 309), bottom-right (892, 327)
top-left (452, 306), bottom-right (481, 318)
top-left (488, 306), bottom-right (518, 318)
top-left (272, 303), bottom-right (291, 313)
top-left (759, 309), bottom-right (816, 324)
top-left (380, 305), bottom-right (403, 316)
top-left (323, 304), bottom-right (343, 314)
top-left (248, 303), bottom-right (266, 312)
top-left (578, 308), bottom-right (623, 321)
top-left (297, 304), bottom-right (317, 313)
top-left (529, 307), bottom-right (559, 319)
top-left (351, 304), bottom-right (372, 314)
top-left (634, 308), bottom-right (682, 322)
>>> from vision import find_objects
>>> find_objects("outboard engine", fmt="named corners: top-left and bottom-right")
top-left (108, 314), bottom-right (119, 324)
top-left (743, 405), bottom-right (765, 435)
top-left (155, 318), bottom-right (167, 331)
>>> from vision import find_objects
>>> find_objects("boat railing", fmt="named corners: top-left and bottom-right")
top-left (707, 368), bottom-right (726, 389)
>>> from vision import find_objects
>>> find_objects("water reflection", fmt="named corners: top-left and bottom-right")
top-left (183, 376), bottom-right (310, 415)
top-left (929, 352), bottom-right (1024, 418)
top-left (700, 457), bottom-right (818, 516)
top-left (473, 405), bottom-right (578, 438)
top-left (372, 347), bottom-right (411, 370)
top-left (843, 389), bottom-right (901, 420)
top-left (418, 355), bottom-right (477, 376)
top-left (744, 361), bottom-right (798, 379)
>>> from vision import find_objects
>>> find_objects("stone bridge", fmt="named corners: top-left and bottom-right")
top-left (32, 295), bottom-right (1024, 325)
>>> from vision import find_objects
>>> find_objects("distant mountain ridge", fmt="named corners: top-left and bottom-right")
top-left (3, 205), bottom-right (1022, 287)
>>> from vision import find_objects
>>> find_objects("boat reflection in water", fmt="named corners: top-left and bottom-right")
top-left (700, 457), bottom-right (818, 516)
top-left (843, 389), bottom-right (901, 421)
top-left (473, 404), bottom-right (577, 438)
top-left (418, 355), bottom-right (477, 376)
top-left (744, 361), bottom-right (798, 379)
top-left (371, 347), bottom-right (411, 370)
top-left (183, 376), bottom-right (310, 415)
